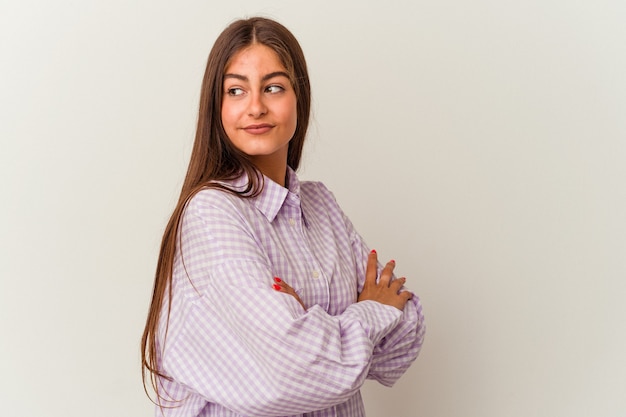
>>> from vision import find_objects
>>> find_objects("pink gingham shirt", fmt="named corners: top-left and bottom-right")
top-left (156, 168), bottom-right (425, 417)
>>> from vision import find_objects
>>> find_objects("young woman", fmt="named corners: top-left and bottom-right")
top-left (141, 17), bottom-right (425, 417)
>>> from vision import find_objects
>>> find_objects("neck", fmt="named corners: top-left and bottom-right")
top-left (252, 158), bottom-right (288, 187)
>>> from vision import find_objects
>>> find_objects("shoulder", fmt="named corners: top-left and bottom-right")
top-left (183, 186), bottom-right (251, 223)
top-left (300, 180), bottom-right (337, 203)
top-left (299, 180), bottom-right (347, 219)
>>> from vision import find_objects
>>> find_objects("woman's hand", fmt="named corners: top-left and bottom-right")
top-left (272, 277), bottom-right (306, 310)
top-left (357, 250), bottom-right (412, 311)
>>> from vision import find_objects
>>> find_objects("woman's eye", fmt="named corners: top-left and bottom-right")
top-left (266, 85), bottom-right (284, 94)
top-left (227, 87), bottom-right (244, 96)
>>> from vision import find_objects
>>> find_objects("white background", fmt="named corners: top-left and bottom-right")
top-left (1, 1), bottom-right (625, 416)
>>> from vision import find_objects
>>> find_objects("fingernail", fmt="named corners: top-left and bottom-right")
top-left (273, 277), bottom-right (282, 282)
top-left (272, 284), bottom-right (281, 291)
top-left (390, 259), bottom-right (396, 264)
top-left (370, 249), bottom-right (377, 254)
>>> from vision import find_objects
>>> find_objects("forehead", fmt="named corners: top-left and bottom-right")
top-left (225, 43), bottom-right (287, 75)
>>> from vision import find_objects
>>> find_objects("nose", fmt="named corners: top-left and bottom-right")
top-left (247, 92), bottom-right (267, 118)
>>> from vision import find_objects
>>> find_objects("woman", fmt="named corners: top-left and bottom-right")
top-left (141, 17), bottom-right (425, 417)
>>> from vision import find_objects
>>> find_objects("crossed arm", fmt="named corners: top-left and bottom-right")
top-left (273, 249), bottom-right (412, 312)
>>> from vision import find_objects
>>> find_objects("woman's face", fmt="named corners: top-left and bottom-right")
top-left (221, 43), bottom-right (298, 174)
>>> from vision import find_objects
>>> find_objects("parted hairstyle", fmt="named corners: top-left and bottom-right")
top-left (141, 17), bottom-right (311, 405)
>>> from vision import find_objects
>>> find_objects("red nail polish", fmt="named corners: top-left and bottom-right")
top-left (390, 259), bottom-right (395, 264)
top-left (273, 277), bottom-right (282, 283)
top-left (370, 249), bottom-right (377, 254)
top-left (272, 284), bottom-right (281, 291)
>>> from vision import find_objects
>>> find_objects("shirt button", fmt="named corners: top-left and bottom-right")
top-left (312, 270), bottom-right (320, 279)
top-left (289, 218), bottom-right (296, 226)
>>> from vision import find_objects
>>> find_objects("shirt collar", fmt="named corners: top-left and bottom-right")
top-left (228, 167), bottom-right (301, 223)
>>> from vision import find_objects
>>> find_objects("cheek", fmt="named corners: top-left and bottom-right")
top-left (286, 97), bottom-right (298, 131)
top-left (220, 103), bottom-right (236, 133)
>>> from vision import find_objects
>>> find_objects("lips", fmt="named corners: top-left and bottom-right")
top-left (243, 123), bottom-right (274, 135)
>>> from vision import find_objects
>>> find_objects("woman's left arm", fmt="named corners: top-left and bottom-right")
top-left (348, 217), bottom-right (426, 387)
top-left (310, 181), bottom-right (425, 386)
top-left (368, 288), bottom-right (425, 386)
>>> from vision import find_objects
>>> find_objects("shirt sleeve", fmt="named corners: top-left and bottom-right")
top-left (158, 190), bottom-right (405, 417)
top-left (343, 210), bottom-right (426, 387)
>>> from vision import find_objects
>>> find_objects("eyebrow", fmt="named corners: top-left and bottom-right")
top-left (224, 71), bottom-right (291, 82)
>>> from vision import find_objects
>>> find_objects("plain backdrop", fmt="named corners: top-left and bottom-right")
top-left (1, 1), bottom-right (625, 416)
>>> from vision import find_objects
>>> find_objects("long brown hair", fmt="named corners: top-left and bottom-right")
top-left (141, 17), bottom-right (311, 404)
